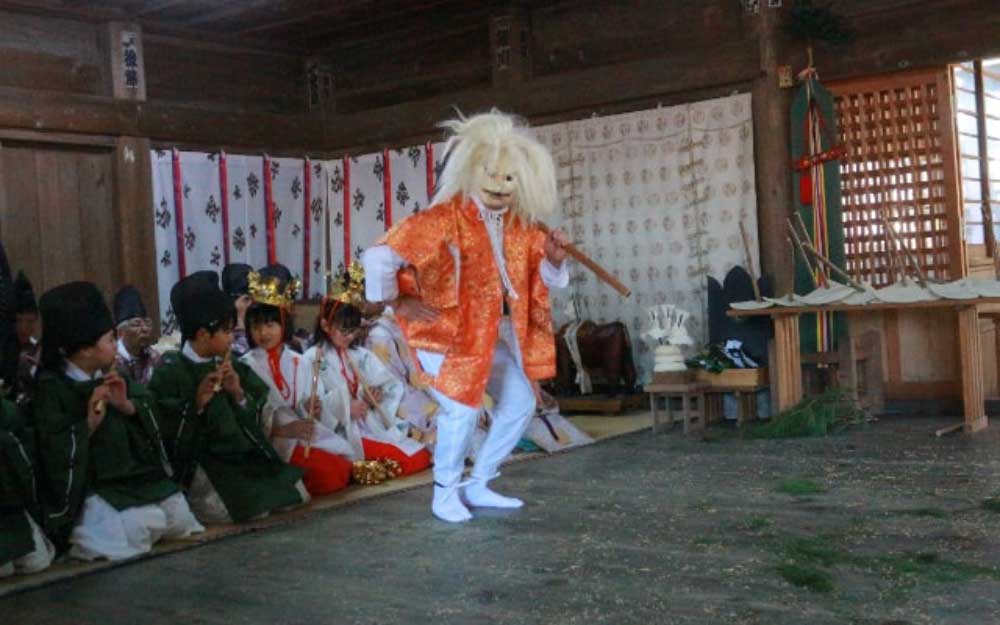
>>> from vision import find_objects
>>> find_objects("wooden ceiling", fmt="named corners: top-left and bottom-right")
top-left (0, 0), bottom-right (533, 54)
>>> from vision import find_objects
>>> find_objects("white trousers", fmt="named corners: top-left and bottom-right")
top-left (418, 321), bottom-right (537, 488)
top-left (0, 512), bottom-right (55, 577)
top-left (69, 492), bottom-right (204, 561)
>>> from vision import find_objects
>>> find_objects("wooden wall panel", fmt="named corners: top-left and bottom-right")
top-left (0, 145), bottom-right (43, 286)
top-left (531, 0), bottom-right (741, 76)
top-left (0, 143), bottom-right (116, 301)
top-left (0, 10), bottom-right (109, 97)
top-left (36, 150), bottom-right (84, 289)
top-left (143, 36), bottom-right (308, 113)
top-left (78, 151), bottom-right (118, 297)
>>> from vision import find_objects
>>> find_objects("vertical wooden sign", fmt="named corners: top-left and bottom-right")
top-left (109, 22), bottom-right (146, 101)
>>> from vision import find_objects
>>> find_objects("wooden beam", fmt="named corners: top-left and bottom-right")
top-left (319, 38), bottom-right (760, 150)
top-left (0, 0), bottom-right (128, 22)
top-left (184, 0), bottom-right (274, 27)
top-left (134, 0), bottom-right (192, 16)
top-left (0, 86), bottom-right (139, 136)
top-left (0, 128), bottom-right (115, 147)
top-left (137, 101), bottom-right (323, 149)
top-left (237, 0), bottom-right (459, 37)
top-left (750, 4), bottom-right (794, 295)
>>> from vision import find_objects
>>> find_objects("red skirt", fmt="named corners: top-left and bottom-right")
top-left (289, 445), bottom-right (353, 495)
top-left (362, 438), bottom-right (432, 477)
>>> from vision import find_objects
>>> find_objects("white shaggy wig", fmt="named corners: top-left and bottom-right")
top-left (430, 109), bottom-right (558, 221)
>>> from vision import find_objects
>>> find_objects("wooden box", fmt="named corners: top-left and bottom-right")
top-left (695, 368), bottom-right (768, 389)
top-left (652, 370), bottom-right (693, 385)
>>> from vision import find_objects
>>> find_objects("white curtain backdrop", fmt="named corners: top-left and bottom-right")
top-left (388, 146), bottom-right (430, 219)
top-left (347, 152), bottom-right (388, 262)
top-left (324, 158), bottom-right (348, 277)
top-left (151, 150), bottom-right (180, 334)
top-left (222, 153), bottom-right (267, 269)
top-left (150, 150), bottom-right (328, 331)
top-left (534, 93), bottom-right (758, 382)
top-left (179, 152), bottom-right (225, 274)
top-left (150, 96), bottom-right (757, 383)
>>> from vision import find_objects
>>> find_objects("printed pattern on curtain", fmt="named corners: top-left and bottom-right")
top-left (430, 141), bottom-right (446, 203)
top-left (324, 159), bottom-right (348, 277)
top-left (348, 153), bottom-right (389, 261)
top-left (304, 159), bottom-right (327, 298)
top-left (534, 93), bottom-right (758, 383)
top-left (223, 154), bottom-right (267, 269)
top-left (151, 149), bottom-right (181, 334)
top-left (179, 152), bottom-right (225, 274)
top-left (388, 146), bottom-right (431, 219)
top-left (269, 157), bottom-right (306, 282)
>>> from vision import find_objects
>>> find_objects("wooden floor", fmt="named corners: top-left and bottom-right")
top-left (0, 411), bottom-right (652, 598)
top-left (4, 415), bottom-right (1000, 625)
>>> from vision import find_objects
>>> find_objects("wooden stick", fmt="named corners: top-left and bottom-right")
top-left (880, 209), bottom-right (928, 287)
top-left (800, 240), bottom-right (866, 292)
top-left (534, 222), bottom-right (631, 297)
top-left (739, 220), bottom-right (762, 302)
top-left (787, 219), bottom-right (819, 289)
top-left (879, 213), bottom-right (908, 286)
top-left (787, 235), bottom-right (816, 290)
top-left (934, 422), bottom-right (964, 438)
top-left (792, 214), bottom-right (829, 287)
top-left (346, 354), bottom-right (394, 430)
top-left (304, 344), bottom-right (324, 459)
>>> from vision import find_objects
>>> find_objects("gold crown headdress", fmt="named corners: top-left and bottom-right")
top-left (247, 271), bottom-right (301, 309)
top-left (328, 261), bottom-right (366, 307)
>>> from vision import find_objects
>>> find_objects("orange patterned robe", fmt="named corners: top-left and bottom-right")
top-left (379, 195), bottom-right (557, 407)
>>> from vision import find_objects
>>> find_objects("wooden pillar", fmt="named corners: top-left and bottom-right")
top-left (112, 136), bottom-right (159, 333)
top-left (773, 313), bottom-right (803, 412)
top-left (750, 3), bottom-right (794, 294)
top-left (957, 306), bottom-right (988, 432)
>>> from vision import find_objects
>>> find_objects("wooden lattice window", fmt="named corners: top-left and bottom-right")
top-left (831, 70), bottom-right (963, 287)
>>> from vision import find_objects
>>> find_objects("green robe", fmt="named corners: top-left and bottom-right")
top-left (0, 399), bottom-right (38, 563)
top-left (148, 352), bottom-right (303, 522)
top-left (33, 371), bottom-right (179, 549)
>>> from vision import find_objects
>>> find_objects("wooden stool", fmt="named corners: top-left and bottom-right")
top-left (703, 385), bottom-right (766, 427)
top-left (644, 383), bottom-right (708, 434)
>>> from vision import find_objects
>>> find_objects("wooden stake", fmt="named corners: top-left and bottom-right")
top-left (879, 213), bottom-right (909, 286)
top-left (787, 218), bottom-right (821, 288)
top-left (739, 220), bottom-right (762, 302)
top-left (800, 240), bottom-right (866, 292)
top-left (787, 235), bottom-right (816, 290)
top-left (880, 209), bottom-right (928, 287)
top-left (793, 213), bottom-right (829, 286)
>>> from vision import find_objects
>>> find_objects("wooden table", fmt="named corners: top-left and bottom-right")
top-left (729, 298), bottom-right (1000, 433)
top-left (644, 382), bottom-right (708, 434)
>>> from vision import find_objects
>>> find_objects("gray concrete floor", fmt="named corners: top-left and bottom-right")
top-left (5, 417), bottom-right (1000, 625)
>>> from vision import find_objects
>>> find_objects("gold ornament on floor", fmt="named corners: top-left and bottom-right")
top-left (247, 271), bottom-right (301, 309)
top-left (351, 458), bottom-right (403, 485)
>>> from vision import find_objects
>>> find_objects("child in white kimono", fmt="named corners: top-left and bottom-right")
top-left (241, 265), bottom-right (355, 496)
top-left (306, 298), bottom-right (431, 477)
